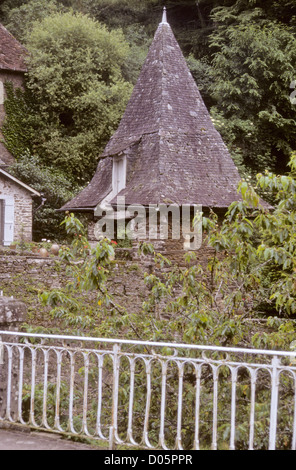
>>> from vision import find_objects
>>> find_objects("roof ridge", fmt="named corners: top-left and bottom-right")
top-left (158, 22), bottom-right (166, 186)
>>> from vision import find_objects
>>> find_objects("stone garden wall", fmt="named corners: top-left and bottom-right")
top-left (0, 250), bottom-right (152, 318)
top-left (0, 241), bottom-right (216, 325)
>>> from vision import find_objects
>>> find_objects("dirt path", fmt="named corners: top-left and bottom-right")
top-left (0, 428), bottom-right (98, 450)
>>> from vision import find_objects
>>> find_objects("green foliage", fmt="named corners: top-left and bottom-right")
top-left (3, 0), bottom-right (64, 41)
top-left (73, 0), bottom-right (159, 30)
top-left (9, 153), bottom-right (81, 241)
top-left (22, 381), bottom-right (72, 426)
top-left (39, 212), bottom-right (120, 332)
top-left (121, 25), bottom-right (151, 85)
top-left (24, 11), bottom-right (132, 183)
top-left (186, 55), bottom-right (214, 107)
top-left (6, 10), bottom-right (132, 184)
top-left (209, 4), bottom-right (296, 175)
top-left (2, 83), bottom-right (36, 159)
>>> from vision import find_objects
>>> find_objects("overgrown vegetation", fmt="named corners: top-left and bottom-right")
top-left (9, 153), bottom-right (82, 240)
top-left (33, 154), bottom-right (296, 349)
top-left (10, 156), bottom-right (295, 449)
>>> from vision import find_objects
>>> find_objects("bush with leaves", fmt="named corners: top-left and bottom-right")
top-left (3, 0), bottom-right (64, 41)
top-left (9, 153), bottom-right (81, 241)
top-left (31, 154), bottom-right (296, 449)
top-left (209, 5), bottom-right (296, 176)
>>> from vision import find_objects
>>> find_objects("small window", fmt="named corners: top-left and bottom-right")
top-left (112, 156), bottom-right (126, 195)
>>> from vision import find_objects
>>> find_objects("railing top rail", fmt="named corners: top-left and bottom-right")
top-left (0, 330), bottom-right (296, 358)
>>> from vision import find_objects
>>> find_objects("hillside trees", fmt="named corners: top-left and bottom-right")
top-left (2, 0), bottom-right (64, 41)
top-left (209, 1), bottom-right (296, 176)
top-left (3, 11), bottom-right (133, 184)
top-left (23, 12), bottom-right (132, 183)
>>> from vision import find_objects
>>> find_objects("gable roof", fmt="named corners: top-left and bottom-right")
top-left (0, 168), bottom-right (40, 196)
top-left (0, 23), bottom-right (27, 72)
top-left (61, 14), bottom-right (243, 212)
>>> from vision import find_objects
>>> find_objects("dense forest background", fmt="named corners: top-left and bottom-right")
top-left (0, 0), bottom-right (296, 239)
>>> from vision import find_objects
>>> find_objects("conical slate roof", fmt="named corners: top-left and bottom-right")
top-left (0, 23), bottom-right (27, 72)
top-left (62, 14), bottom-right (242, 211)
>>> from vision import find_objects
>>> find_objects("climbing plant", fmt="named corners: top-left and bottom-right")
top-left (2, 83), bottom-right (36, 159)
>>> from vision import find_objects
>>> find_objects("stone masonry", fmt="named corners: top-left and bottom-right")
top-left (0, 175), bottom-right (34, 242)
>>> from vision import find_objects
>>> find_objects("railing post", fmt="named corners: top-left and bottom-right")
top-left (109, 343), bottom-right (120, 450)
top-left (269, 355), bottom-right (280, 450)
top-left (0, 337), bottom-right (4, 365)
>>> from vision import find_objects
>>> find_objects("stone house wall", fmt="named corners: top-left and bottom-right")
top-left (0, 176), bottom-right (33, 242)
top-left (87, 208), bottom-right (224, 266)
top-left (0, 294), bottom-right (27, 419)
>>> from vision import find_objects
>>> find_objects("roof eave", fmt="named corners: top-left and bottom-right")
top-left (0, 65), bottom-right (27, 73)
top-left (0, 168), bottom-right (40, 197)
top-left (56, 207), bottom-right (95, 213)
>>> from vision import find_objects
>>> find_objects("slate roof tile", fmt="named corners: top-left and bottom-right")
top-left (0, 23), bottom-right (27, 72)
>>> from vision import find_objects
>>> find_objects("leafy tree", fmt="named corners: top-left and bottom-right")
top-left (9, 152), bottom-right (82, 241)
top-left (209, 3), bottom-right (296, 176)
top-left (0, 0), bottom-right (73, 22)
top-left (0, 0), bottom-right (27, 22)
top-left (74, 0), bottom-right (158, 27)
top-left (38, 153), bottom-right (296, 347)
top-left (15, 11), bottom-right (132, 183)
top-left (120, 25), bottom-right (152, 85)
top-left (3, 0), bottom-right (64, 41)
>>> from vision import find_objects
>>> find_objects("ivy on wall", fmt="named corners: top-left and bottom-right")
top-left (2, 82), bottom-right (36, 159)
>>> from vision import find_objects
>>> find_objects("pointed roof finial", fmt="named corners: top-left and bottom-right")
top-left (161, 6), bottom-right (168, 24)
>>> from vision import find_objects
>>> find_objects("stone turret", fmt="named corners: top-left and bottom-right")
top-left (60, 9), bottom-right (255, 259)
top-left (61, 9), bottom-right (242, 213)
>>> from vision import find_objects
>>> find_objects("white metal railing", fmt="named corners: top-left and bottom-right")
top-left (0, 330), bottom-right (296, 450)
